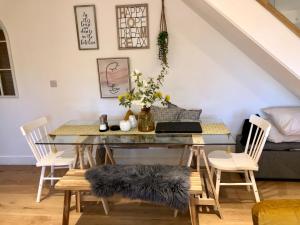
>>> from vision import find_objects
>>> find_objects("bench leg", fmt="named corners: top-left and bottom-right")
top-left (174, 209), bottom-right (179, 218)
top-left (75, 192), bottom-right (82, 213)
top-left (62, 190), bottom-right (71, 225)
top-left (189, 195), bottom-right (198, 225)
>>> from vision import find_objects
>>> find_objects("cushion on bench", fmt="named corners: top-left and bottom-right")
top-left (85, 164), bottom-right (191, 211)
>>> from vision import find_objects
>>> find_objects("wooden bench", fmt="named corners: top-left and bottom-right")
top-left (55, 169), bottom-right (202, 225)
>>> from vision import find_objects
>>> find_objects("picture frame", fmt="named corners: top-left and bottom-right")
top-left (116, 4), bottom-right (150, 50)
top-left (74, 5), bottom-right (99, 50)
top-left (97, 57), bottom-right (131, 98)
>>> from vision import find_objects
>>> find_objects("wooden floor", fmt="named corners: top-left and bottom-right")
top-left (0, 166), bottom-right (299, 225)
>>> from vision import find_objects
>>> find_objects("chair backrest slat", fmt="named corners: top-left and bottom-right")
top-left (248, 126), bottom-right (259, 156)
top-left (20, 117), bottom-right (51, 164)
top-left (250, 128), bottom-right (263, 159)
top-left (244, 124), bottom-right (253, 154)
top-left (25, 135), bottom-right (41, 161)
top-left (253, 131), bottom-right (268, 161)
top-left (43, 126), bottom-right (53, 153)
top-left (32, 130), bottom-right (45, 157)
top-left (37, 127), bottom-right (51, 156)
top-left (244, 115), bottom-right (271, 163)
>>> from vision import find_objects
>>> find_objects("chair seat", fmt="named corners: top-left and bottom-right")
top-left (208, 151), bottom-right (259, 171)
top-left (36, 151), bottom-right (75, 167)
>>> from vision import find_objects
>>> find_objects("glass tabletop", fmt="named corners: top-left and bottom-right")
top-left (36, 120), bottom-right (235, 146)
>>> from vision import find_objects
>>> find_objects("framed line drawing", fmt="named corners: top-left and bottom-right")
top-left (116, 4), bottom-right (150, 50)
top-left (97, 57), bottom-right (131, 98)
top-left (74, 5), bottom-right (99, 50)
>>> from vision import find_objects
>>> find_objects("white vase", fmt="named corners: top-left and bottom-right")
top-left (120, 120), bottom-right (131, 132)
top-left (129, 115), bottom-right (137, 129)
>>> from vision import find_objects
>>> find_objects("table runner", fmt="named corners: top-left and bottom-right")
top-left (50, 123), bottom-right (230, 136)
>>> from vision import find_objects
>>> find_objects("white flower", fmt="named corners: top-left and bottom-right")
top-left (134, 69), bottom-right (140, 74)
top-left (132, 100), bottom-right (145, 107)
top-left (145, 102), bottom-right (152, 108)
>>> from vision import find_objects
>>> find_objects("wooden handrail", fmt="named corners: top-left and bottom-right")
top-left (257, 0), bottom-right (300, 38)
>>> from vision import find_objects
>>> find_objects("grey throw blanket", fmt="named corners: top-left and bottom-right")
top-left (85, 164), bottom-right (190, 211)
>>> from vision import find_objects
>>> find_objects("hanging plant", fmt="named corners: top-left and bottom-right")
top-left (158, 31), bottom-right (168, 66)
top-left (158, 0), bottom-right (168, 67)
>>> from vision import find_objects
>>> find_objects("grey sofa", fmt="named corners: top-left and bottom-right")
top-left (236, 135), bottom-right (300, 180)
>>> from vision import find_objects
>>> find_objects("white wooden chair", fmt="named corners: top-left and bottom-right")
top-left (208, 115), bottom-right (271, 202)
top-left (20, 117), bottom-right (75, 202)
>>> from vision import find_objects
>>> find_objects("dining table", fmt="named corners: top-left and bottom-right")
top-left (35, 119), bottom-right (236, 218)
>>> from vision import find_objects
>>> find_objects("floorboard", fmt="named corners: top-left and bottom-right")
top-left (0, 166), bottom-right (299, 225)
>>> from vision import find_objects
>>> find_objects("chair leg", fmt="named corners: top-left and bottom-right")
top-left (215, 169), bottom-right (222, 201)
top-left (36, 166), bottom-right (46, 203)
top-left (50, 165), bottom-right (54, 186)
top-left (249, 171), bottom-right (260, 202)
top-left (244, 170), bottom-right (251, 192)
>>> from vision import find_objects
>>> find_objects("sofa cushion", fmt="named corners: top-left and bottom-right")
top-left (265, 118), bottom-right (300, 143)
top-left (263, 107), bottom-right (300, 136)
top-left (236, 135), bottom-right (300, 151)
top-left (168, 103), bottom-right (202, 120)
top-left (150, 106), bottom-right (181, 121)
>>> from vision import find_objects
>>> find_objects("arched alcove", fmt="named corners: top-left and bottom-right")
top-left (0, 20), bottom-right (17, 97)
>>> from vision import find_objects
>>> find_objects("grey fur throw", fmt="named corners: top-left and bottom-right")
top-left (85, 164), bottom-right (190, 211)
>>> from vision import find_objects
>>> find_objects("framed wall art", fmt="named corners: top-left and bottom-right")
top-left (97, 57), bottom-right (131, 98)
top-left (116, 4), bottom-right (150, 50)
top-left (74, 5), bottom-right (99, 50)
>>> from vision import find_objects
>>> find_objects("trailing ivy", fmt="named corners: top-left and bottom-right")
top-left (158, 31), bottom-right (169, 66)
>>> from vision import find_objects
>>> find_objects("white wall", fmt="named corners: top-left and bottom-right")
top-left (0, 0), bottom-right (299, 165)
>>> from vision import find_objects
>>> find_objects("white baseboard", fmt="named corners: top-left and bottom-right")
top-left (0, 156), bottom-right (35, 165)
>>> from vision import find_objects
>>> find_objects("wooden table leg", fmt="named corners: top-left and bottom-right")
top-left (179, 145), bottom-right (188, 166)
top-left (101, 198), bottom-right (109, 215)
top-left (62, 190), bottom-right (71, 225)
top-left (199, 147), bottom-right (223, 219)
top-left (78, 145), bottom-right (85, 169)
top-left (95, 145), bottom-right (105, 165)
top-left (74, 146), bottom-right (79, 169)
top-left (104, 152), bottom-right (108, 165)
top-left (104, 145), bottom-right (116, 165)
top-left (87, 145), bottom-right (96, 167)
top-left (76, 145), bottom-right (85, 214)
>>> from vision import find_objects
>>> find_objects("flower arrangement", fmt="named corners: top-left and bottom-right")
top-left (118, 70), bottom-right (170, 109)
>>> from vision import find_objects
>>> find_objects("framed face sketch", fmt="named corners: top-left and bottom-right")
top-left (116, 4), bottom-right (150, 49)
top-left (97, 58), bottom-right (131, 98)
top-left (74, 5), bottom-right (99, 50)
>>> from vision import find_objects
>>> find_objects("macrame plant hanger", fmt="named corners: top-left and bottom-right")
top-left (158, 0), bottom-right (168, 65)
top-left (160, 0), bottom-right (168, 33)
